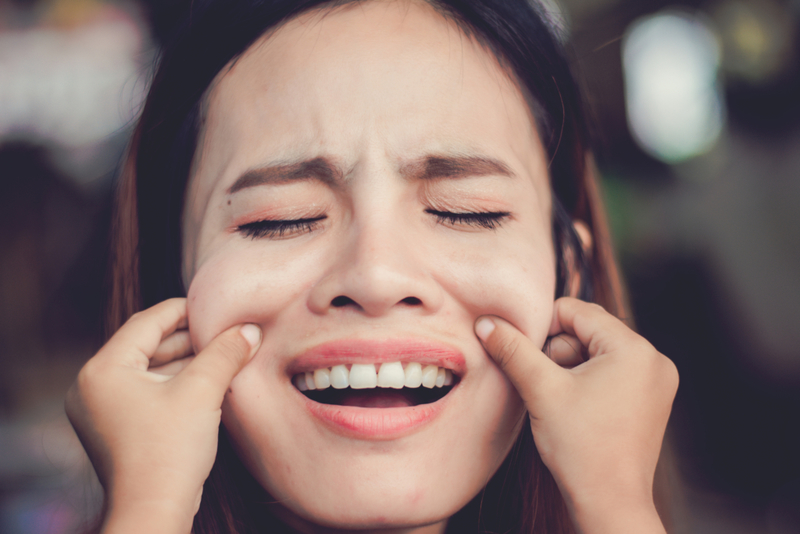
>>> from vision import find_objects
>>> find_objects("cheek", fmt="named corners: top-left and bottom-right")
top-left (185, 244), bottom-right (322, 351)
top-left (434, 235), bottom-right (556, 348)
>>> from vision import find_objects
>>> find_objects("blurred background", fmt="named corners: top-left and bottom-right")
top-left (0, 0), bottom-right (798, 532)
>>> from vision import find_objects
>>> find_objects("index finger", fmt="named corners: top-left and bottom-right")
top-left (549, 297), bottom-right (645, 359)
top-left (97, 298), bottom-right (188, 369)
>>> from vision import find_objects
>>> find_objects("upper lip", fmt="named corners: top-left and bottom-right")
top-left (287, 338), bottom-right (467, 377)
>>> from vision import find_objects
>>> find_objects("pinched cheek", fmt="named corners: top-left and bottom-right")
top-left (444, 257), bottom-right (555, 342)
top-left (185, 255), bottom-right (306, 350)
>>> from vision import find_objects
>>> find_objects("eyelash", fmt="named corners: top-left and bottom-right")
top-left (236, 209), bottom-right (509, 239)
top-left (425, 209), bottom-right (510, 229)
top-left (237, 216), bottom-right (327, 239)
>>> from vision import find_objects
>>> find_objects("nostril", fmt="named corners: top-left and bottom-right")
top-left (401, 297), bottom-right (422, 306)
top-left (331, 296), bottom-right (357, 308)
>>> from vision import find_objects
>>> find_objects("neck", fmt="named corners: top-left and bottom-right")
top-left (266, 502), bottom-right (448, 534)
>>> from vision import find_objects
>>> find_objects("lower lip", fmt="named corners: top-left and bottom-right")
top-left (302, 391), bottom-right (450, 440)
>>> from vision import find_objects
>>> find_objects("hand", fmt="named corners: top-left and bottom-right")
top-left (475, 297), bottom-right (678, 534)
top-left (65, 298), bottom-right (261, 533)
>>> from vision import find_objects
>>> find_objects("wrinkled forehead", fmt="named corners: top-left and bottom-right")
top-left (180, 0), bottom-right (554, 285)
top-left (199, 0), bottom-right (538, 147)
top-left (186, 0), bottom-right (549, 207)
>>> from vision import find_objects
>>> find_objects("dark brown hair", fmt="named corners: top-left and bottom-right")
top-left (105, 1), bottom-right (670, 532)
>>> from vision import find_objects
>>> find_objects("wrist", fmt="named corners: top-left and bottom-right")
top-left (568, 493), bottom-right (665, 534)
top-left (103, 495), bottom-right (197, 534)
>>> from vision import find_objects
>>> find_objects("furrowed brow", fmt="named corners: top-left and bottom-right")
top-left (227, 157), bottom-right (342, 194)
top-left (401, 155), bottom-right (515, 181)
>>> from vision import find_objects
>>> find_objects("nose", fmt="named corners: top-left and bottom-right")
top-left (307, 217), bottom-right (444, 317)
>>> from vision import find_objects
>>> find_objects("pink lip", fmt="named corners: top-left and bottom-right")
top-left (302, 396), bottom-right (449, 440)
top-left (287, 339), bottom-right (467, 376)
top-left (290, 339), bottom-right (465, 439)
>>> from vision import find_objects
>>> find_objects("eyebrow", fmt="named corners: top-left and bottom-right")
top-left (227, 154), bottom-right (514, 194)
top-left (227, 157), bottom-right (342, 194)
top-left (401, 155), bottom-right (515, 181)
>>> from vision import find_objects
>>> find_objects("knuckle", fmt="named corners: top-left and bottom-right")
top-left (574, 306), bottom-right (602, 330)
top-left (64, 385), bottom-right (80, 419)
top-left (214, 332), bottom-right (249, 361)
top-left (76, 359), bottom-right (103, 388)
top-left (586, 302), bottom-right (606, 313)
top-left (645, 344), bottom-right (662, 359)
top-left (631, 337), bottom-right (656, 356)
top-left (660, 355), bottom-right (680, 391)
top-left (72, 360), bottom-right (112, 408)
top-left (494, 335), bottom-right (521, 369)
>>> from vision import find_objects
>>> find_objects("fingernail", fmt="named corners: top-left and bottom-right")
top-left (240, 324), bottom-right (262, 349)
top-left (475, 317), bottom-right (495, 341)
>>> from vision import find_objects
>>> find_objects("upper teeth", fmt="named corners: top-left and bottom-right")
top-left (294, 362), bottom-right (454, 391)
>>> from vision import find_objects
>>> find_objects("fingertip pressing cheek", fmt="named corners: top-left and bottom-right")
top-left (431, 238), bottom-right (556, 348)
top-left (185, 258), bottom-right (277, 353)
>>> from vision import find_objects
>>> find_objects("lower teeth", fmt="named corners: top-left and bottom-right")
top-left (303, 386), bottom-right (452, 407)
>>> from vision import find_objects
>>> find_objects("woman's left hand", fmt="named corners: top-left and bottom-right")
top-left (475, 297), bottom-right (678, 534)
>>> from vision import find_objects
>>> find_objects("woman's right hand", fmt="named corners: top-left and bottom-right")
top-left (65, 298), bottom-right (261, 534)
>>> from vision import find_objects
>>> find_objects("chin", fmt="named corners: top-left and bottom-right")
top-left (219, 337), bottom-right (526, 532)
top-left (223, 413), bottom-right (469, 532)
top-left (272, 488), bottom-right (454, 532)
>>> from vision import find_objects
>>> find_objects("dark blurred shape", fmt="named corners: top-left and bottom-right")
top-left (137, 0), bottom-right (200, 44)
top-left (711, 0), bottom-right (796, 84)
top-left (709, 0), bottom-right (800, 133)
top-left (767, 479), bottom-right (800, 534)
top-left (626, 255), bottom-right (800, 496)
top-left (0, 143), bottom-right (111, 415)
top-left (0, 2), bottom-right (150, 532)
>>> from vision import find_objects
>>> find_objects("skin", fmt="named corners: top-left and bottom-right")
top-left (182, 2), bottom-right (550, 531)
top-left (65, 2), bottom-right (679, 533)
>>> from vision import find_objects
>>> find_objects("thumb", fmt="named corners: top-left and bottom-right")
top-left (174, 324), bottom-right (262, 407)
top-left (475, 316), bottom-right (566, 408)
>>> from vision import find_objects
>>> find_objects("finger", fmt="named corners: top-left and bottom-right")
top-left (149, 355), bottom-right (195, 379)
top-left (173, 324), bottom-right (261, 407)
top-left (544, 334), bottom-right (586, 368)
top-left (150, 330), bottom-right (193, 367)
top-left (475, 316), bottom-right (567, 407)
top-left (549, 297), bottom-right (645, 360)
top-left (99, 298), bottom-right (188, 369)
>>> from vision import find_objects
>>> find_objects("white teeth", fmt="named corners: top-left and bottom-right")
top-left (349, 363), bottom-right (378, 389)
top-left (404, 362), bottom-right (423, 388)
top-left (435, 368), bottom-right (446, 388)
top-left (294, 363), bottom-right (457, 391)
top-left (421, 365), bottom-right (438, 389)
top-left (305, 372), bottom-right (316, 391)
top-left (314, 368), bottom-right (331, 390)
top-left (377, 362), bottom-right (405, 389)
top-left (443, 369), bottom-right (453, 386)
top-left (330, 364), bottom-right (349, 389)
top-left (295, 373), bottom-right (309, 391)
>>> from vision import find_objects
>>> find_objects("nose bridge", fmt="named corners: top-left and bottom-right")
top-left (353, 208), bottom-right (407, 272)
top-left (343, 209), bottom-right (425, 312)
top-left (308, 193), bottom-right (442, 317)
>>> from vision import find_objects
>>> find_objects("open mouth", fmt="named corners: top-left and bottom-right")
top-left (293, 362), bottom-right (458, 408)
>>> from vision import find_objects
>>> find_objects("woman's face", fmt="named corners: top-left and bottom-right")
top-left (183, 1), bottom-right (555, 531)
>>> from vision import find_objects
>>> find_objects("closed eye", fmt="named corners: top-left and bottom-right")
top-left (425, 209), bottom-right (510, 229)
top-left (237, 216), bottom-right (327, 239)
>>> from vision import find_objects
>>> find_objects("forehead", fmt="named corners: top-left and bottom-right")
top-left (193, 0), bottom-right (548, 199)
